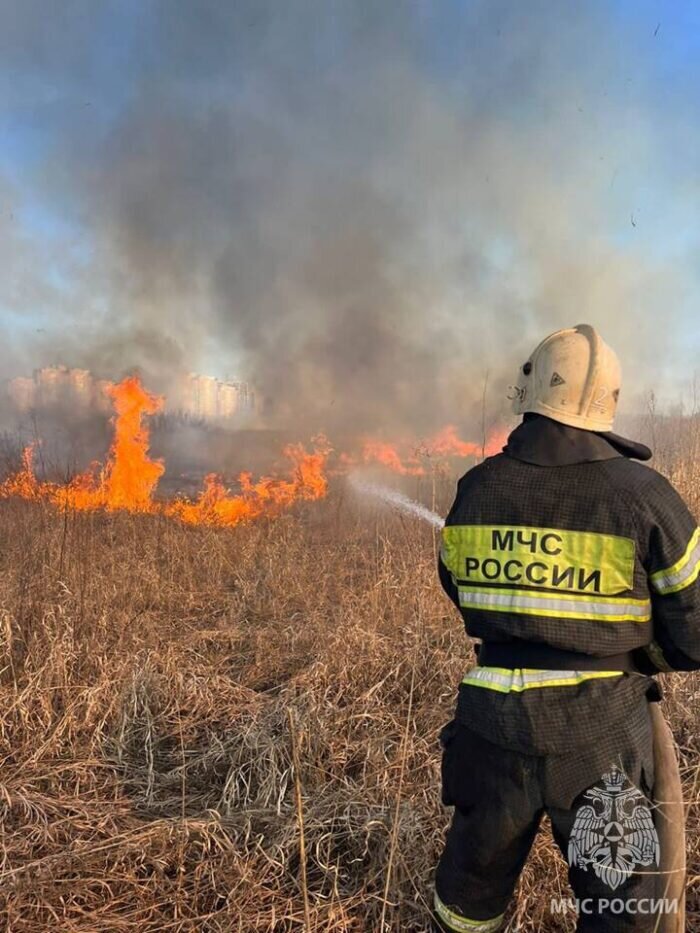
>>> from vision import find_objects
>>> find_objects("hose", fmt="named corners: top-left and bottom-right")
top-left (649, 703), bottom-right (686, 932)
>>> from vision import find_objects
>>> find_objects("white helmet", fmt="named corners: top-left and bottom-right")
top-left (510, 324), bottom-right (621, 432)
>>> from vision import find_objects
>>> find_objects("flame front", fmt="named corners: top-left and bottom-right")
top-left (359, 439), bottom-right (424, 476)
top-left (349, 424), bottom-right (508, 476)
top-left (0, 375), bottom-right (330, 527)
top-left (53, 376), bottom-right (165, 512)
top-left (103, 379), bottom-right (165, 509)
top-left (165, 440), bottom-right (329, 527)
top-left (0, 445), bottom-right (43, 501)
top-left (0, 375), bottom-right (505, 526)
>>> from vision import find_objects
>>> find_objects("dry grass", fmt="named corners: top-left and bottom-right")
top-left (0, 467), bottom-right (698, 930)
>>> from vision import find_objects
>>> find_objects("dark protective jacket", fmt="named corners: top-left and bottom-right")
top-left (439, 415), bottom-right (700, 802)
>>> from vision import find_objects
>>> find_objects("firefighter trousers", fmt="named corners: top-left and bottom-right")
top-left (433, 722), bottom-right (669, 932)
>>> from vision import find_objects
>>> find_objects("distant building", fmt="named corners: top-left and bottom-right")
top-left (178, 373), bottom-right (256, 422)
top-left (35, 365), bottom-right (70, 406)
top-left (68, 368), bottom-right (92, 406)
top-left (5, 367), bottom-right (256, 424)
top-left (7, 376), bottom-right (35, 411)
top-left (195, 374), bottom-right (219, 421)
top-left (93, 379), bottom-right (113, 414)
top-left (217, 381), bottom-right (239, 419)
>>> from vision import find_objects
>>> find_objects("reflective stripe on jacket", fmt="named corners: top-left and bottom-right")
top-left (440, 417), bottom-right (700, 672)
top-left (439, 415), bottom-right (699, 772)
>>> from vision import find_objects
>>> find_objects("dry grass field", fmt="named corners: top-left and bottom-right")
top-left (0, 441), bottom-right (699, 931)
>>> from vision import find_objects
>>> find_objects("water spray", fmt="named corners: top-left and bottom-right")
top-left (349, 474), bottom-right (444, 528)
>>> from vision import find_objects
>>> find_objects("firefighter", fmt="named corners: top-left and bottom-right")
top-left (434, 324), bottom-right (697, 932)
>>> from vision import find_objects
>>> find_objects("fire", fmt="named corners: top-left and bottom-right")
top-left (0, 375), bottom-right (330, 527)
top-left (428, 424), bottom-right (509, 459)
top-left (0, 373), bottom-right (507, 526)
top-left (427, 425), bottom-right (480, 458)
top-left (0, 445), bottom-right (43, 501)
top-left (165, 441), bottom-right (329, 527)
top-left (54, 376), bottom-right (165, 512)
top-left (103, 379), bottom-right (165, 509)
top-left (359, 439), bottom-right (424, 476)
top-left (351, 424), bottom-right (507, 476)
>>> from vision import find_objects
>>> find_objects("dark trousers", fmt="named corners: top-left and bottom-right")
top-left (434, 723), bottom-right (668, 932)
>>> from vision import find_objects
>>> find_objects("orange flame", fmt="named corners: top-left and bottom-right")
top-left (165, 440), bottom-right (329, 527)
top-left (53, 376), bottom-right (165, 512)
top-left (0, 373), bottom-right (506, 523)
top-left (359, 439), bottom-right (424, 476)
top-left (350, 424), bottom-right (507, 475)
top-left (0, 375), bottom-right (330, 527)
top-left (0, 445), bottom-right (43, 501)
top-left (428, 424), bottom-right (508, 459)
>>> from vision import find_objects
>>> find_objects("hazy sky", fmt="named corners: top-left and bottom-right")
top-left (1, 0), bottom-right (699, 433)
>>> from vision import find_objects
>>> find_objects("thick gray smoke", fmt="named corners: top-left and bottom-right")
top-left (2, 0), bottom-right (696, 437)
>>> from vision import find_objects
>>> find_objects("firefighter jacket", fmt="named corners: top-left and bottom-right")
top-left (439, 414), bottom-right (700, 805)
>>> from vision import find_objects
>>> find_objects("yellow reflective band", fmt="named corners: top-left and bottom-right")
top-left (651, 527), bottom-right (700, 595)
top-left (457, 585), bottom-right (651, 623)
top-left (461, 666), bottom-right (624, 693)
top-left (434, 892), bottom-right (505, 932)
top-left (442, 524), bottom-right (635, 596)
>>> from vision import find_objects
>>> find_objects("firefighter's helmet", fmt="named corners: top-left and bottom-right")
top-left (511, 324), bottom-right (621, 431)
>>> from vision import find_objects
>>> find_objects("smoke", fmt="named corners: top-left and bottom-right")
top-left (3, 0), bottom-right (699, 436)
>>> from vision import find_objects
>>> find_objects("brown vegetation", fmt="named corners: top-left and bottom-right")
top-left (0, 461), bottom-right (698, 930)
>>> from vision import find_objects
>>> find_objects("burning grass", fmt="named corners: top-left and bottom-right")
top-left (0, 470), bottom-right (699, 930)
top-left (0, 377), bottom-right (330, 528)
top-left (0, 375), bottom-right (504, 530)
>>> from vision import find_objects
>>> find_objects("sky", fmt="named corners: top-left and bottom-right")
top-left (1, 0), bottom-right (699, 434)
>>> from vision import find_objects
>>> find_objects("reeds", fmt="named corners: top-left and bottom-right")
top-left (0, 469), bottom-right (698, 930)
